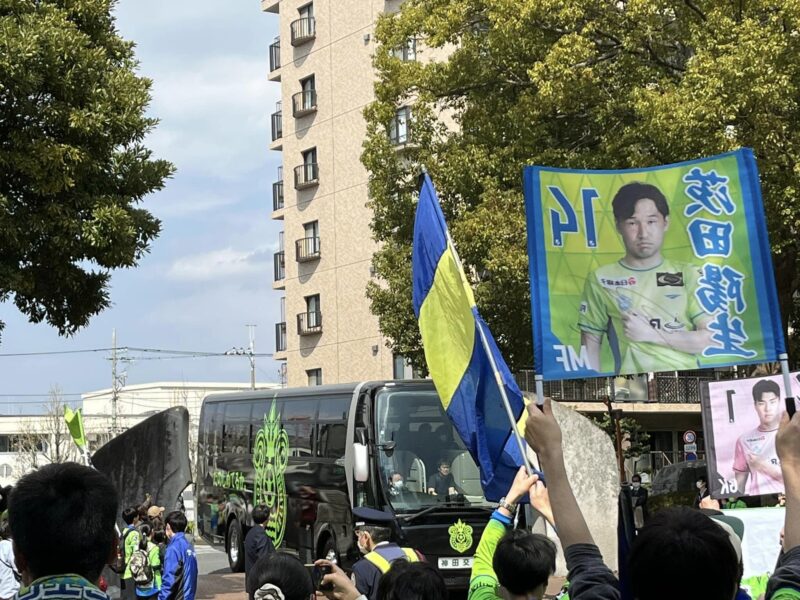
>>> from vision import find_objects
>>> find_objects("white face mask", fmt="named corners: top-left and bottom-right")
top-left (697, 482), bottom-right (704, 490)
top-left (393, 480), bottom-right (404, 489)
top-left (357, 534), bottom-right (368, 555)
top-left (632, 482), bottom-right (640, 489)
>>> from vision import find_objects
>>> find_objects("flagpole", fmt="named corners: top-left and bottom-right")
top-left (442, 226), bottom-right (535, 477)
top-left (779, 353), bottom-right (797, 417)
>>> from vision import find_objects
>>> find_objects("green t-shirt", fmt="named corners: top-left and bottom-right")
top-left (579, 258), bottom-right (707, 373)
top-left (123, 526), bottom-right (141, 580)
top-left (468, 519), bottom-right (505, 600)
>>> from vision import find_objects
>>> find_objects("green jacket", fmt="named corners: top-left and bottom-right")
top-left (123, 526), bottom-right (142, 580)
top-left (467, 517), bottom-right (506, 599)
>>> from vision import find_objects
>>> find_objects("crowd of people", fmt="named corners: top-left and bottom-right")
top-left (0, 400), bottom-right (795, 600)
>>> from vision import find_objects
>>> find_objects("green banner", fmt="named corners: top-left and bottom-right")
top-left (64, 406), bottom-right (86, 449)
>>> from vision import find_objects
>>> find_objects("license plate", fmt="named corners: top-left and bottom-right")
top-left (437, 556), bottom-right (473, 569)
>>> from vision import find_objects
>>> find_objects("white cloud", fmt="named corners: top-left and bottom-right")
top-left (151, 191), bottom-right (241, 219)
top-left (167, 245), bottom-right (277, 282)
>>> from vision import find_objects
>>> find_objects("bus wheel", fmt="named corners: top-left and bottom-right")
top-left (227, 519), bottom-right (245, 572)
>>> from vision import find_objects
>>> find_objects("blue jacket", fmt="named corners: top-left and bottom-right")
top-left (159, 532), bottom-right (197, 600)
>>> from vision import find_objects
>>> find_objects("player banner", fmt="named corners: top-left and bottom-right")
top-left (702, 373), bottom-right (798, 498)
top-left (523, 148), bottom-right (784, 380)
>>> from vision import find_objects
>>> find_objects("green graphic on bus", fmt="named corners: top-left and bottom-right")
top-left (448, 519), bottom-right (473, 553)
top-left (253, 397), bottom-right (289, 547)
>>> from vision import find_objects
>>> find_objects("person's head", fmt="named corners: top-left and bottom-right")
top-left (247, 551), bottom-right (314, 600)
top-left (122, 506), bottom-right (139, 526)
top-left (9, 462), bottom-right (118, 585)
top-left (777, 493), bottom-right (786, 506)
top-left (252, 505), bottom-right (269, 526)
top-left (356, 524), bottom-right (391, 554)
top-left (751, 379), bottom-right (782, 429)
top-left (146, 505), bottom-right (165, 521)
top-left (153, 528), bottom-right (167, 546)
top-left (376, 560), bottom-right (447, 600)
top-left (630, 507), bottom-right (739, 600)
top-left (389, 472), bottom-right (403, 486)
top-left (612, 182), bottom-right (670, 263)
top-left (697, 476), bottom-right (707, 490)
top-left (164, 510), bottom-right (187, 539)
top-left (0, 520), bottom-right (10, 541)
top-left (139, 523), bottom-right (153, 548)
top-left (491, 529), bottom-right (556, 600)
top-left (632, 474), bottom-right (642, 489)
top-left (437, 459), bottom-right (451, 476)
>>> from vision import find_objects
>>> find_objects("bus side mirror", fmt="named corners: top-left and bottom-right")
top-left (354, 443), bottom-right (369, 482)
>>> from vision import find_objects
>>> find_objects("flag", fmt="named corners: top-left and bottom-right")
top-left (64, 406), bottom-right (86, 449)
top-left (412, 173), bottom-right (526, 501)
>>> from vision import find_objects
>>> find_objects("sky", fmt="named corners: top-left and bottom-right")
top-left (0, 0), bottom-right (283, 412)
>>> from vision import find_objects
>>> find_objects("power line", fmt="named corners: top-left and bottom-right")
top-left (0, 348), bottom-right (112, 357)
top-left (0, 346), bottom-right (273, 359)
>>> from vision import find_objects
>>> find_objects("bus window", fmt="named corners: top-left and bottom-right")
top-left (283, 399), bottom-right (316, 457)
top-left (222, 401), bottom-right (252, 455)
top-left (208, 403), bottom-right (223, 465)
top-left (317, 395), bottom-right (349, 420)
top-left (374, 388), bottom-right (491, 511)
top-left (317, 423), bottom-right (346, 459)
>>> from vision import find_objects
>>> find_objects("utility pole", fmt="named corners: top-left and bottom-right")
top-left (247, 324), bottom-right (256, 390)
top-left (111, 329), bottom-right (118, 435)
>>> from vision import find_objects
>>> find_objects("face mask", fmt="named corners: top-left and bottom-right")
top-left (393, 480), bottom-right (404, 489)
top-left (697, 482), bottom-right (704, 489)
top-left (632, 482), bottom-right (640, 489)
top-left (357, 541), bottom-right (368, 555)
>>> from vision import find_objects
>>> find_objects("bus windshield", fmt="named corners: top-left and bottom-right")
top-left (374, 387), bottom-right (492, 512)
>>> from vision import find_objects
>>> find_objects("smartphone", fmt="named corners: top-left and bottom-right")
top-left (304, 564), bottom-right (333, 591)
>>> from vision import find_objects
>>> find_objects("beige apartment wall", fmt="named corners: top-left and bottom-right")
top-left (270, 0), bottom-right (400, 387)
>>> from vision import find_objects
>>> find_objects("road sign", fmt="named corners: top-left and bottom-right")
top-left (684, 443), bottom-right (697, 453)
top-left (683, 430), bottom-right (697, 444)
top-left (686, 452), bottom-right (698, 461)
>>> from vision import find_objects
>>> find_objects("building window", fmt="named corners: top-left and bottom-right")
top-left (0, 464), bottom-right (11, 478)
top-left (297, 221), bottom-right (321, 261)
top-left (393, 354), bottom-right (416, 379)
top-left (298, 294), bottom-right (322, 335)
top-left (307, 368), bottom-right (323, 386)
top-left (390, 38), bottom-right (417, 61)
top-left (299, 2), bottom-right (313, 19)
top-left (291, 3), bottom-right (316, 45)
top-left (295, 147), bottom-right (319, 189)
top-left (389, 107), bottom-right (411, 145)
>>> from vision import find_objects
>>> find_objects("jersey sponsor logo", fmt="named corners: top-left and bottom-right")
top-left (656, 272), bottom-right (684, 286)
top-left (600, 276), bottom-right (637, 288)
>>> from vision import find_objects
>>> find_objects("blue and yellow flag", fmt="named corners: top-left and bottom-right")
top-left (412, 173), bottom-right (526, 501)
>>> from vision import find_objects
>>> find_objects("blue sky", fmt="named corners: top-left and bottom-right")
top-left (0, 0), bottom-right (283, 412)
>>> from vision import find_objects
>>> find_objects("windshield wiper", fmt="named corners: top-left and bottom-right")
top-left (400, 502), bottom-right (494, 523)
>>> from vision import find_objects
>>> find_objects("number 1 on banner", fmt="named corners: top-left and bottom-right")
top-left (548, 186), bottom-right (599, 248)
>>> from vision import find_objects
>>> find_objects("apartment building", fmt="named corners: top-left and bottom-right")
top-left (262, 0), bottom-right (410, 387)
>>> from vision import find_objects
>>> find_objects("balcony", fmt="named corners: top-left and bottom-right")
top-left (271, 103), bottom-right (283, 142)
top-left (275, 322), bottom-right (287, 353)
top-left (297, 311), bottom-right (322, 335)
top-left (296, 236), bottom-right (321, 262)
top-left (269, 39), bottom-right (281, 73)
top-left (292, 90), bottom-right (317, 118)
top-left (290, 17), bottom-right (316, 46)
top-left (272, 179), bottom-right (284, 212)
top-left (294, 163), bottom-right (319, 189)
top-left (273, 251), bottom-right (285, 282)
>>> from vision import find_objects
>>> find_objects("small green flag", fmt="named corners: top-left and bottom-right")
top-left (64, 406), bottom-right (86, 449)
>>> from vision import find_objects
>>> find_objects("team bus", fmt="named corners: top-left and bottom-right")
top-left (195, 380), bottom-right (496, 589)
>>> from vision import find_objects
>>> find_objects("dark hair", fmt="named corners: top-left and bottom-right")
top-left (247, 552), bottom-right (313, 600)
top-left (437, 458), bottom-right (450, 467)
top-left (376, 560), bottom-right (447, 600)
top-left (752, 379), bottom-right (780, 403)
top-left (251, 505), bottom-right (269, 525)
top-left (9, 462), bottom-right (118, 582)
top-left (632, 474), bottom-right (642, 483)
top-left (361, 525), bottom-right (391, 544)
top-left (612, 182), bottom-right (669, 222)
top-left (139, 524), bottom-right (152, 550)
top-left (630, 507), bottom-right (738, 600)
top-left (153, 528), bottom-right (167, 545)
top-left (697, 475), bottom-right (707, 485)
top-left (122, 507), bottom-right (138, 525)
top-left (165, 510), bottom-right (187, 533)
top-left (493, 530), bottom-right (556, 595)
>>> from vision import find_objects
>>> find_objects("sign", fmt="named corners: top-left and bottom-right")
top-left (683, 443), bottom-right (698, 453)
top-left (524, 149), bottom-right (785, 380)
top-left (702, 373), bottom-right (799, 498)
top-left (683, 430), bottom-right (697, 444)
top-left (686, 452), bottom-right (698, 461)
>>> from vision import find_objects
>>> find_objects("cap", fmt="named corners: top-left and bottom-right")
top-left (352, 506), bottom-right (394, 528)
top-left (709, 514), bottom-right (744, 562)
top-left (147, 506), bottom-right (165, 519)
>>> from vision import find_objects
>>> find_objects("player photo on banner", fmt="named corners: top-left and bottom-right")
top-left (523, 149), bottom-right (785, 381)
top-left (702, 374), bottom-right (798, 498)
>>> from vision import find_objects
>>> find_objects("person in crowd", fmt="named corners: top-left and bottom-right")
top-left (725, 497), bottom-right (747, 509)
top-left (694, 476), bottom-right (711, 508)
top-left (134, 523), bottom-right (161, 600)
top-left (630, 474), bottom-right (648, 530)
top-left (0, 520), bottom-right (19, 600)
top-left (427, 459), bottom-right (462, 497)
top-left (8, 462), bottom-right (118, 600)
top-left (147, 505), bottom-right (166, 524)
top-left (467, 466), bottom-right (557, 599)
top-left (159, 511), bottom-right (197, 600)
top-left (247, 552), bottom-right (314, 600)
top-left (387, 472), bottom-right (406, 497)
top-left (376, 560), bottom-right (447, 600)
top-left (776, 493), bottom-right (787, 507)
top-left (350, 507), bottom-right (423, 600)
top-left (122, 506), bottom-right (142, 600)
top-left (244, 505), bottom-right (275, 594)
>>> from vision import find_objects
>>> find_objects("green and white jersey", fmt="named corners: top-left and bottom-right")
top-left (578, 258), bottom-right (708, 373)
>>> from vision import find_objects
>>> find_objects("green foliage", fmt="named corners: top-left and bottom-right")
top-left (589, 412), bottom-right (650, 460)
top-left (0, 0), bottom-right (174, 339)
top-left (362, 0), bottom-right (800, 373)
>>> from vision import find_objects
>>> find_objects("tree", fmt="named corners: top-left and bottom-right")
top-left (363, 0), bottom-right (800, 373)
top-left (589, 412), bottom-right (650, 461)
top-left (15, 385), bottom-right (79, 476)
top-left (0, 0), bottom-right (174, 341)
